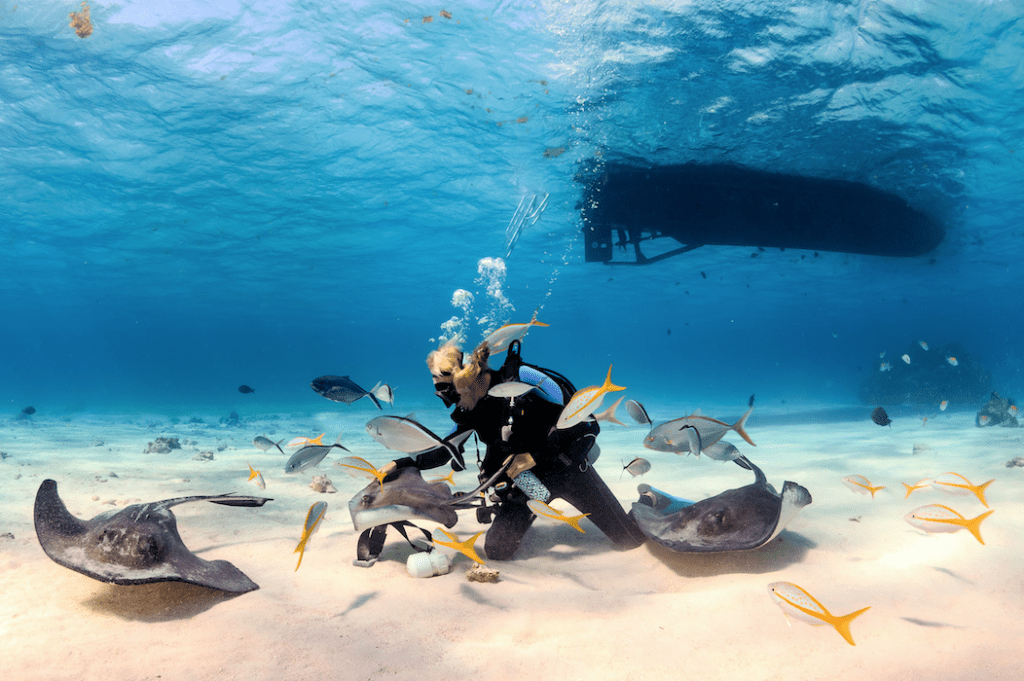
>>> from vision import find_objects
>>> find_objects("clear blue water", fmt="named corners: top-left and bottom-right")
top-left (2, 0), bottom-right (1022, 416)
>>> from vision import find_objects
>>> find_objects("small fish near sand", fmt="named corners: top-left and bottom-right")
top-left (871, 406), bottom-right (892, 427)
top-left (930, 472), bottom-right (994, 507)
top-left (556, 365), bottom-right (626, 430)
top-left (253, 435), bottom-right (285, 455)
top-left (768, 582), bottom-right (871, 646)
top-left (284, 434), bottom-right (350, 474)
top-left (247, 463), bottom-right (266, 490)
top-left (621, 457), bottom-right (652, 478)
top-left (902, 479), bottom-right (932, 498)
top-left (287, 433), bottom-right (325, 448)
top-left (527, 499), bottom-right (590, 533)
top-left (294, 501), bottom-right (328, 571)
top-left (310, 375), bottom-right (383, 409)
top-left (238, 385), bottom-right (255, 394)
top-left (432, 528), bottom-right (486, 564)
top-left (904, 504), bottom-right (993, 545)
top-left (842, 475), bottom-right (885, 499)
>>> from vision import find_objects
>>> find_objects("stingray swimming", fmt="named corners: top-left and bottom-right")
top-left (630, 457), bottom-right (811, 553)
top-left (34, 479), bottom-right (271, 593)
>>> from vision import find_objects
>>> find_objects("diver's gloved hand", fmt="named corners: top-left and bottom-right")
top-left (380, 459), bottom-right (405, 483)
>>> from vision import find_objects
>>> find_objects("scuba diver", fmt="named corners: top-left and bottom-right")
top-left (380, 339), bottom-right (647, 560)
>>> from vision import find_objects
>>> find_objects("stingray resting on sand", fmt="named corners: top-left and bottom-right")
top-left (630, 457), bottom-right (811, 553)
top-left (34, 479), bottom-right (272, 593)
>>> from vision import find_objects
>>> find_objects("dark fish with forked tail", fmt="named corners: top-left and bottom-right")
top-left (311, 375), bottom-right (382, 409)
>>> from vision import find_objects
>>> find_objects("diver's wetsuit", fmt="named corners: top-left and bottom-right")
top-left (396, 365), bottom-right (646, 560)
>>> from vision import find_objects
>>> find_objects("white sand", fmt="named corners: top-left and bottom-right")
top-left (2, 407), bottom-right (1022, 681)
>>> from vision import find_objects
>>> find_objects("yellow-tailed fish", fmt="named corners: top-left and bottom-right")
top-left (931, 472), bottom-right (994, 507)
top-left (905, 504), bottom-right (993, 544)
top-left (247, 463), bottom-right (266, 490)
top-left (768, 582), bottom-right (870, 646)
top-left (946, 356), bottom-right (958, 366)
top-left (841, 474), bottom-right (885, 499)
top-left (287, 433), bottom-right (325, 448)
top-left (939, 400), bottom-right (948, 411)
top-left (428, 471), bottom-right (457, 486)
top-left (556, 365), bottom-right (626, 430)
top-left (919, 340), bottom-right (929, 350)
top-left (483, 310), bottom-right (549, 354)
top-left (294, 501), bottom-right (328, 571)
top-left (527, 499), bottom-right (590, 533)
top-left (432, 528), bottom-right (485, 564)
top-left (335, 456), bottom-right (387, 489)
top-left (901, 479), bottom-right (931, 498)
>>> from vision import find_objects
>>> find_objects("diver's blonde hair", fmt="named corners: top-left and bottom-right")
top-left (427, 340), bottom-right (492, 409)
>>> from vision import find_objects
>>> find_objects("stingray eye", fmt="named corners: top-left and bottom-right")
top-left (362, 495), bottom-right (372, 503)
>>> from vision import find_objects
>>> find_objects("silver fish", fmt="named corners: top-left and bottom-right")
top-left (370, 382), bottom-right (395, 406)
top-left (253, 435), bottom-right (285, 455)
top-left (488, 381), bottom-right (537, 398)
top-left (644, 406), bottom-right (755, 454)
top-left (626, 399), bottom-right (652, 426)
top-left (365, 415), bottom-right (474, 468)
top-left (621, 457), bottom-right (651, 478)
top-left (701, 440), bottom-right (742, 463)
top-left (284, 435), bottom-right (350, 475)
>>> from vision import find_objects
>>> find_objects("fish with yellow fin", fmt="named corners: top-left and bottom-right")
top-left (428, 470), bottom-right (457, 485)
top-left (905, 504), bottom-right (993, 544)
top-left (287, 433), bottom-right (325, 448)
top-left (768, 582), bottom-right (870, 646)
top-left (336, 456), bottom-right (388, 489)
top-left (483, 310), bottom-right (549, 354)
top-left (901, 479), bottom-right (931, 498)
top-left (841, 475), bottom-right (885, 499)
top-left (294, 501), bottom-right (327, 571)
top-left (930, 472), bottom-right (994, 508)
top-left (527, 499), bottom-right (590, 533)
top-left (247, 463), bottom-right (266, 490)
top-left (432, 528), bottom-right (486, 564)
top-left (556, 365), bottom-right (626, 430)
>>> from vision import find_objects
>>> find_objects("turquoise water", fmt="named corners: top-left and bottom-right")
top-left (2, 0), bottom-right (1022, 416)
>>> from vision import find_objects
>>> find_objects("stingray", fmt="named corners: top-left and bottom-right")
top-left (34, 479), bottom-right (272, 593)
top-left (348, 461), bottom-right (515, 532)
top-left (630, 457), bottom-right (811, 553)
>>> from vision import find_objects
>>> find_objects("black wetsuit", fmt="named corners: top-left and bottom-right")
top-left (397, 363), bottom-right (646, 560)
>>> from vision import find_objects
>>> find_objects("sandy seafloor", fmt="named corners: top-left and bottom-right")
top-left (1, 402), bottom-right (1022, 681)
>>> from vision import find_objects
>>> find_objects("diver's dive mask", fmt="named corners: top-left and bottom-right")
top-left (433, 380), bottom-right (459, 408)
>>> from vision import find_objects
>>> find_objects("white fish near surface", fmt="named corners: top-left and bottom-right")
top-left (555, 365), bottom-right (626, 430)
top-left (902, 354), bottom-right (911, 364)
top-left (483, 312), bottom-right (549, 354)
top-left (919, 341), bottom-right (929, 350)
top-left (644, 406), bottom-right (756, 453)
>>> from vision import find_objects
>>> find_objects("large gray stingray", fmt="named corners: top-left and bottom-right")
top-left (34, 479), bottom-right (272, 593)
top-left (630, 458), bottom-right (811, 553)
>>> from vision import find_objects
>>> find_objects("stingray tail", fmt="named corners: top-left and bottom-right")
top-left (732, 406), bottom-right (756, 446)
top-left (831, 606), bottom-right (871, 646)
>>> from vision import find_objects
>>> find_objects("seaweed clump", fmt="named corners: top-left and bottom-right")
top-left (69, 2), bottom-right (93, 39)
